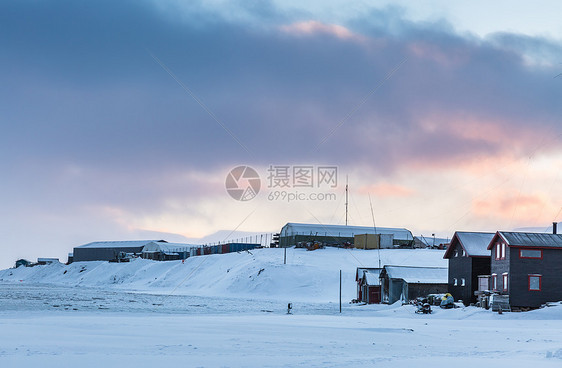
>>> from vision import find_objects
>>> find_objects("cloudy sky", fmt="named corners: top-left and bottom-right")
top-left (1, 0), bottom-right (562, 268)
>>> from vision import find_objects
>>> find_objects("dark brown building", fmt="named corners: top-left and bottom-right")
top-left (487, 229), bottom-right (562, 308)
top-left (444, 232), bottom-right (494, 305)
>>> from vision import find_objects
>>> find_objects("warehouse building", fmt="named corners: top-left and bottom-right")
top-left (279, 223), bottom-right (414, 248)
top-left (73, 240), bottom-right (167, 262)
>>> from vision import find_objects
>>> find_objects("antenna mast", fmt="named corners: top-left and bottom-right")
top-left (368, 193), bottom-right (381, 269)
top-left (345, 175), bottom-right (349, 226)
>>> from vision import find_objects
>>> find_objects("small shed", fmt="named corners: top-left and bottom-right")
top-left (380, 265), bottom-right (448, 304)
top-left (360, 269), bottom-right (382, 303)
top-left (356, 267), bottom-right (382, 302)
top-left (354, 234), bottom-right (394, 249)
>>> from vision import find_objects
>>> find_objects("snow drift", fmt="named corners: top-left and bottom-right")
top-left (0, 247), bottom-right (446, 302)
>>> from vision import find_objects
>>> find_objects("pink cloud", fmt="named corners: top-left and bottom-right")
top-left (472, 193), bottom-right (548, 222)
top-left (279, 21), bottom-right (364, 42)
top-left (408, 41), bottom-right (470, 67)
top-left (358, 183), bottom-right (415, 197)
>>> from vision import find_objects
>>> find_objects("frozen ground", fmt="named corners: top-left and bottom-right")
top-left (1, 248), bottom-right (562, 367)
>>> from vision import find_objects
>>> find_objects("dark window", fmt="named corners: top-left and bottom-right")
top-left (491, 274), bottom-right (497, 291)
top-left (528, 275), bottom-right (542, 291)
top-left (520, 249), bottom-right (542, 259)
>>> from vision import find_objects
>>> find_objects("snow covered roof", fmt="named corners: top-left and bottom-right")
top-left (280, 223), bottom-right (413, 241)
top-left (356, 267), bottom-right (380, 281)
top-left (362, 269), bottom-right (381, 286)
top-left (415, 236), bottom-right (450, 247)
top-left (493, 232), bottom-right (562, 249)
top-left (76, 240), bottom-right (166, 249)
top-left (142, 242), bottom-right (198, 253)
top-left (382, 266), bottom-right (447, 284)
top-left (444, 232), bottom-right (494, 258)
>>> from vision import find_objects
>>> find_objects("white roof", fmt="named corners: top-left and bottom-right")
top-left (415, 236), bottom-right (450, 246)
top-left (383, 266), bottom-right (447, 284)
top-left (142, 242), bottom-right (198, 253)
top-left (76, 240), bottom-right (165, 249)
top-left (280, 223), bottom-right (413, 241)
top-left (456, 232), bottom-right (495, 257)
top-left (356, 267), bottom-right (379, 280)
top-left (363, 270), bottom-right (382, 286)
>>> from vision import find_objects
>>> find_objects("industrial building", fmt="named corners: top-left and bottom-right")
top-left (279, 223), bottom-right (414, 248)
top-left (73, 240), bottom-right (167, 262)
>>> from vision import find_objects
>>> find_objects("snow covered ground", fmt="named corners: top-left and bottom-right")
top-left (1, 248), bottom-right (562, 367)
top-left (0, 247), bottom-right (448, 302)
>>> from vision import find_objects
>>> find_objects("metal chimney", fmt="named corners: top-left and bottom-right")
top-left (554, 222), bottom-right (558, 235)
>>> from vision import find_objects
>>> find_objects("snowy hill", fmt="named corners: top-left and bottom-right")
top-left (0, 248), bottom-right (446, 302)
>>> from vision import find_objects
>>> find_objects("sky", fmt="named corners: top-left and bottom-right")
top-left (1, 0), bottom-right (562, 268)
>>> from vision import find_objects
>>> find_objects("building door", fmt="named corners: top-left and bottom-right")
top-left (368, 286), bottom-right (381, 304)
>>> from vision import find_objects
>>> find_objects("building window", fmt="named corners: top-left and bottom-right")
top-left (520, 249), bottom-right (542, 259)
top-left (495, 243), bottom-right (506, 260)
top-left (502, 273), bottom-right (508, 291)
top-left (529, 275), bottom-right (542, 291)
top-left (460, 248), bottom-right (465, 257)
top-left (453, 278), bottom-right (458, 286)
top-left (491, 274), bottom-right (497, 291)
top-left (461, 278), bottom-right (466, 286)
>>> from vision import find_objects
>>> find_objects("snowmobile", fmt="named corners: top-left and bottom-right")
top-left (414, 297), bottom-right (432, 314)
top-left (440, 293), bottom-right (455, 309)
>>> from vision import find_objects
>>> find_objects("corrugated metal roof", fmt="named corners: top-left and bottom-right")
top-left (280, 223), bottom-right (413, 241)
top-left (76, 240), bottom-right (166, 249)
top-left (383, 266), bottom-right (447, 284)
top-left (456, 232), bottom-right (495, 256)
top-left (500, 232), bottom-right (562, 248)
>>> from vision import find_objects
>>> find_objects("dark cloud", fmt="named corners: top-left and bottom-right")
top-left (1, 1), bottom-right (562, 268)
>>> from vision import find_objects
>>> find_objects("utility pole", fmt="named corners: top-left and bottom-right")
top-left (339, 270), bottom-right (342, 313)
top-left (284, 247), bottom-right (287, 265)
